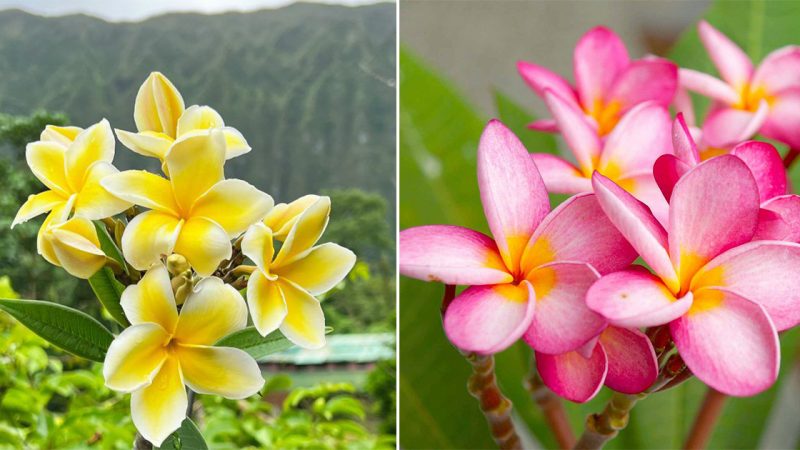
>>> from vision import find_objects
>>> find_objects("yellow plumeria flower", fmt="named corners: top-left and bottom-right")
top-left (263, 194), bottom-right (320, 240)
top-left (12, 119), bottom-right (132, 256)
top-left (41, 214), bottom-right (106, 280)
top-left (101, 129), bottom-right (273, 276)
top-left (103, 264), bottom-right (263, 446)
top-left (242, 197), bottom-right (355, 348)
top-left (115, 72), bottom-right (250, 162)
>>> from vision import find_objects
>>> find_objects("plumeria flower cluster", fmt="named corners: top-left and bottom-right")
top-left (11, 72), bottom-right (355, 445)
top-left (400, 22), bottom-right (800, 409)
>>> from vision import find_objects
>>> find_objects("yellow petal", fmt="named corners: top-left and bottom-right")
top-left (12, 190), bottom-right (66, 227)
top-left (173, 277), bottom-right (247, 345)
top-left (101, 170), bottom-right (179, 215)
top-left (272, 196), bottom-right (330, 267)
top-left (165, 130), bottom-right (226, 214)
top-left (191, 179), bottom-right (273, 238)
top-left (26, 141), bottom-right (70, 196)
top-left (115, 129), bottom-right (173, 160)
top-left (222, 127), bottom-right (251, 159)
top-left (134, 72), bottom-right (185, 138)
top-left (173, 217), bottom-right (231, 277)
top-left (246, 271), bottom-right (286, 336)
top-left (121, 264), bottom-right (179, 332)
top-left (241, 223), bottom-right (275, 274)
top-left (278, 279), bottom-right (326, 349)
top-left (175, 344), bottom-right (263, 398)
top-left (273, 243), bottom-right (355, 296)
top-left (103, 323), bottom-right (169, 392)
top-left (37, 195), bottom-right (75, 266)
top-left (264, 195), bottom-right (320, 239)
top-left (130, 356), bottom-right (186, 447)
top-left (176, 105), bottom-right (225, 136)
top-left (73, 162), bottom-right (132, 220)
top-left (47, 217), bottom-right (106, 279)
top-left (40, 125), bottom-right (82, 146)
top-left (65, 119), bottom-right (115, 192)
top-left (121, 211), bottom-right (183, 271)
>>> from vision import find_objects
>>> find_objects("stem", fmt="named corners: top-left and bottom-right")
top-left (784, 148), bottom-right (800, 168)
top-left (186, 389), bottom-right (196, 418)
top-left (133, 433), bottom-right (153, 450)
top-left (573, 392), bottom-right (644, 450)
top-left (441, 285), bottom-right (521, 450)
top-left (683, 388), bottom-right (727, 450)
top-left (463, 351), bottom-right (522, 450)
top-left (526, 368), bottom-right (575, 449)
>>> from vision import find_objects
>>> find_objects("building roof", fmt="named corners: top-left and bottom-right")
top-left (259, 333), bottom-right (395, 365)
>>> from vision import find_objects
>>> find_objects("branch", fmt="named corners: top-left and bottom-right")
top-left (526, 367), bottom-right (575, 449)
top-left (683, 388), bottom-right (727, 450)
top-left (441, 285), bottom-right (521, 450)
top-left (573, 391), bottom-right (644, 449)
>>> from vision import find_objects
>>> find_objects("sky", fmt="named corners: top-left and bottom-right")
top-left (0, 0), bottom-right (388, 22)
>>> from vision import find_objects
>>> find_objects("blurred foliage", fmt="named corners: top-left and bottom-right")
top-left (321, 189), bottom-right (395, 334)
top-left (0, 275), bottom-right (394, 449)
top-left (398, 0), bottom-right (800, 446)
top-left (0, 4), bottom-right (395, 210)
top-left (0, 112), bottom-right (97, 311)
top-left (364, 359), bottom-right (396, 435)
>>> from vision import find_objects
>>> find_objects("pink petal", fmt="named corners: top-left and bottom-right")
top-left (669, 156), bottom-right (760, 290)
top-left (544, 90), bottom-right (602, 172)
top-left (691, 241), bottom-right (800, 331)
top-left (586, 268), bottom-right (692, 328)
top-left (697, 20), bottom-right (754, 89)
top-left (522, 193), bottom-right (637, 275)
top-left (591, 172), bottom-right (678, 290)
top-left (702, 102), bottom-right (769, 148)
top-left (674, 88), bottom-right (697, 127)
top-left (761, 88), bottom-right (800, 150)
top-left (530, 154), bottom-right (591, 194)
top-left (760, 195), bottom-right (800, 242)
top-left (536, 346), bottom-right (607, 403)
top-left (753, 208), bottom-right (790, 241)
top-left (573, 26), bottom-right (630, 109)
top-left (478, 120), bottom-right (550, 273)
top-left (607, 59), bottom-right (679, 110)
top-left (673, 113), bottom-right (700, 165)
top-left (752, 46), bottom-right (800, 95)
top-left (730, 141), bottom-right (787, 202)
top-left (599, 326), bottom-right (658, 394)
top-left (528, 119), bottom-right (559, 133)
top-left (670, 288), bottom-right (779, 396)
top-left (599, 102), bottom-right (671, 175)
top-left (523, 262), bottom-right (605, 355)
top-left (653, 154), bottom-right (691, 202)
top-left (623, 173), bottom-right (671, 227)
top-left (399, 225), bottom-right (512, 285)
top-left (443, 282), bottom-right (535, 354)
top-left (678, 68), bottom-right (739, 105)
top-left (517, 61), bottom-right (578, 104)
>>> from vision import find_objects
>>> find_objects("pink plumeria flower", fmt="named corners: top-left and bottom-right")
top-left (588, 156), bottom-right (800, 396)
top-left (679, 20), bottom-right (800, 150)
top-left (533, 92), bottom-right (672, 223)
top-left (654, 114), bottom-right (800, 242)
top-left (399, 120), bottom-right (636, 355)
top-left (536, 326), bottom-right (658, 403)
top-left (518, 26), bottom-right (677, 136)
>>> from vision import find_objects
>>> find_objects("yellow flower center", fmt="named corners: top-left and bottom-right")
top-left (586, 99), bottom-right (623, 137)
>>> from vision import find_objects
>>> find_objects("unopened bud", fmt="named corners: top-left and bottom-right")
top-left (167, 254), bottom-right (190, 276)
top-left (175, 282), bottom-right (191, 306)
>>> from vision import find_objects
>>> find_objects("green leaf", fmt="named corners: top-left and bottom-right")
top-left (87, 268), bottom-right (128, 327)
top-left (92, 221), bottom-right (125, 267)
top-left (0, 298), bottom-right (113, 362)
top-left (215, 326), bottom-right (332, 360)
top-left (156, 418), bottom-right (208, 450)
top-left (493, 90), bottom-right (557, 154)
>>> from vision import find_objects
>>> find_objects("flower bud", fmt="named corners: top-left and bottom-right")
top-left (166, 253), bottom-right (190, 276)
top-left (42, 217), bottom-right (106, 279)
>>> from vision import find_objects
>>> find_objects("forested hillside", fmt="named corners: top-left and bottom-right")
top-left (0, 3), bottom-right (396, 206)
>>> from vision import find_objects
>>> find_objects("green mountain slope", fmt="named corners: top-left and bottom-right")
top-left (0, 3), bottom-right (396, 206)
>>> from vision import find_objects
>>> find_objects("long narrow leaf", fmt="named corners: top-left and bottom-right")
top-left (216, 326), bottom-right (333, 360)
top-left (88, 268), bottom-right (128, 327)
top-left (0, 298), bottom-right (114, 362)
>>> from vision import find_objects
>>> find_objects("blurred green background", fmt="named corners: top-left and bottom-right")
top-left (0, 2), bottom-right (396, 448)
top-left (399, 0), bottom-right (800, 448)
